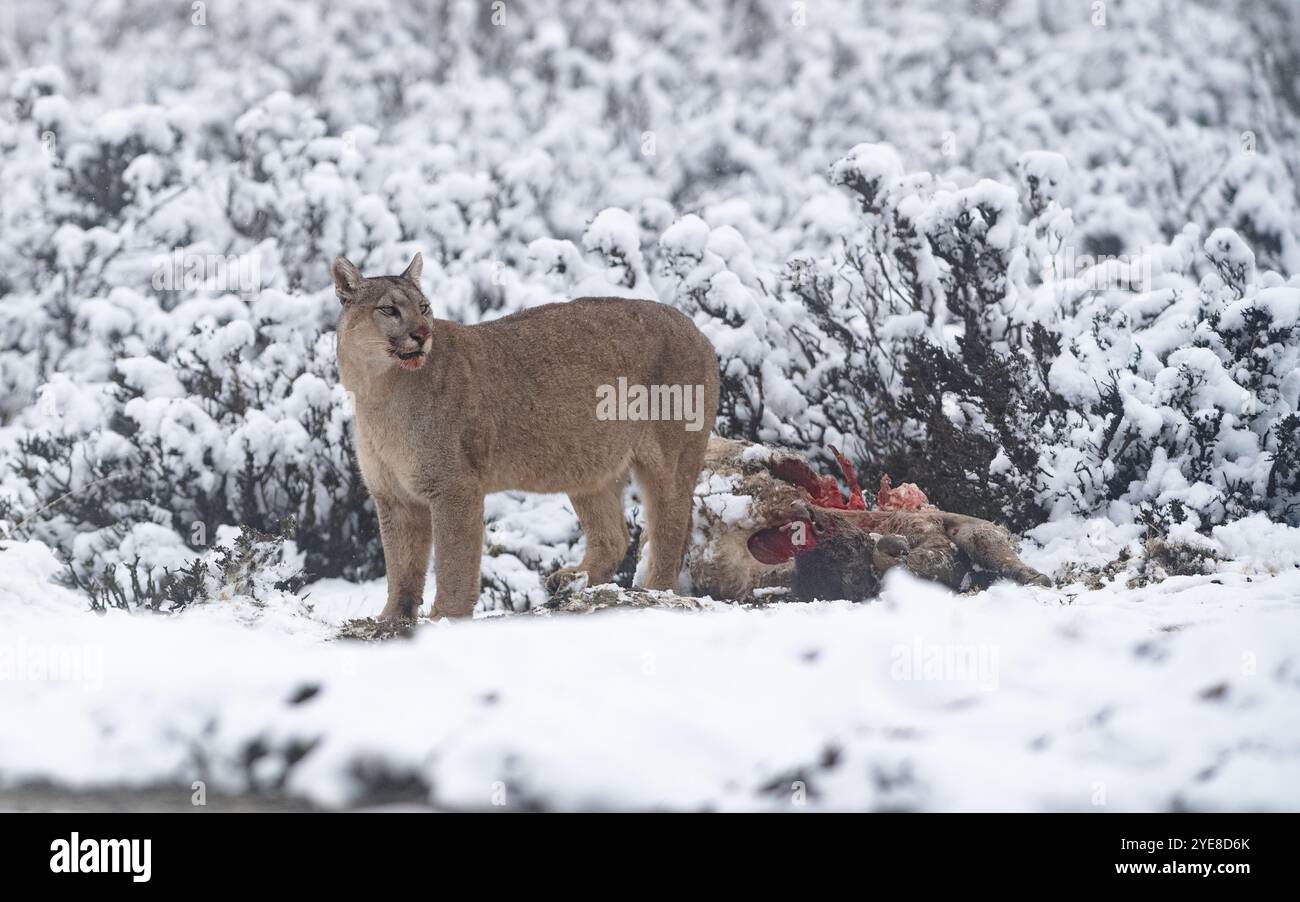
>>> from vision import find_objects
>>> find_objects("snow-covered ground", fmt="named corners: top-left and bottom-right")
top-left (4, 518), bottom-right (1298, 812)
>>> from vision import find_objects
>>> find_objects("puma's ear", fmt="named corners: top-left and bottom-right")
top-left (331, 256), bottom-right (363, 304)
top-left (400, 252), bottom-right (423, 286)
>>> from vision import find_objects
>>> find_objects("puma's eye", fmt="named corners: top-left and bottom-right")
top-left (419, 303), bottom-right (430, 315)
top-left (378, 306), bottom-right (399, 317)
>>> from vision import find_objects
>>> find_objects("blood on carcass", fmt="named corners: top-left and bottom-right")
top-left (875, 475), bottom-right (934, 511)
top-left (747, 520), bottom-right (817, 564)
top-left (748, 446), bottom-right (870, 564)
top-left (768, 445), bottom-right (866, 511)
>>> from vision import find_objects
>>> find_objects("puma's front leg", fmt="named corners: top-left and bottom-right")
top-left (374, 495), bottom-right (433, 621)
top-left (429, 488), bottom-right (486, 620)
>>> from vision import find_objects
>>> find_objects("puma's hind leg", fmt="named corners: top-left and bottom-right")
top-left (635, 439), bottom-right (708, 592)
top-left (547, 475), bottom-right (631, 594)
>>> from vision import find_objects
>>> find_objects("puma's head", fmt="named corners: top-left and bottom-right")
top-left (333, 253), bottom-right (434, 372)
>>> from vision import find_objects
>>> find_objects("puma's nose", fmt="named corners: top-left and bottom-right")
top-left (410, 327), bottom-right (430, 343)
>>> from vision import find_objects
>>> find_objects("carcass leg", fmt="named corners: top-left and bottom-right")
top-left (943, 516), bottom-right (1052, 587)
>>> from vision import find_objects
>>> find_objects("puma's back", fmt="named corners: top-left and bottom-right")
top-left (464, 297), bottom-right (720, 493)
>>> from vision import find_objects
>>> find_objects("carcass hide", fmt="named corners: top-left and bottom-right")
top-left (687, 437), bottom-right (1052, 601)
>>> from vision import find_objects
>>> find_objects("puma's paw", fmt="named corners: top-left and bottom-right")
top-left (545, 567), bottom-right (590, 597)
top-left (378, 595), bottom-right (421, 622)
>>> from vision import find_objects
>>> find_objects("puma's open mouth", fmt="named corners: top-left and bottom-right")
top-left (394, 348), bottom-right (426, 370)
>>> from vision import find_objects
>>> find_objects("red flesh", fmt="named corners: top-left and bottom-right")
top-left (876, 475), bottom-right (933, 511)
top-left (747, 447), bottom-right (930, 564)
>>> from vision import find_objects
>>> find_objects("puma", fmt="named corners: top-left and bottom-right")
top-left (332, 253), bottom-right (721, 620)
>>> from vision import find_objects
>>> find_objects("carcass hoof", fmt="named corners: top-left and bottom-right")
top-left (1015, 568), bottom-right (1054, 588)
top-left (545, 567), bottom-right (591, 597)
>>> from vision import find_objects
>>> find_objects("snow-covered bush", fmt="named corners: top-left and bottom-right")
top-left (750, 145), bottom-right (1300, 532)
top-left (66, 522), bottom-right (305, 614)
top-left (2, 309), bottom-right (382, 591)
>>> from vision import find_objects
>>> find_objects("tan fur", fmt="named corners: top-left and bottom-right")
top-left (332, 253), bottom-right (720, 620)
